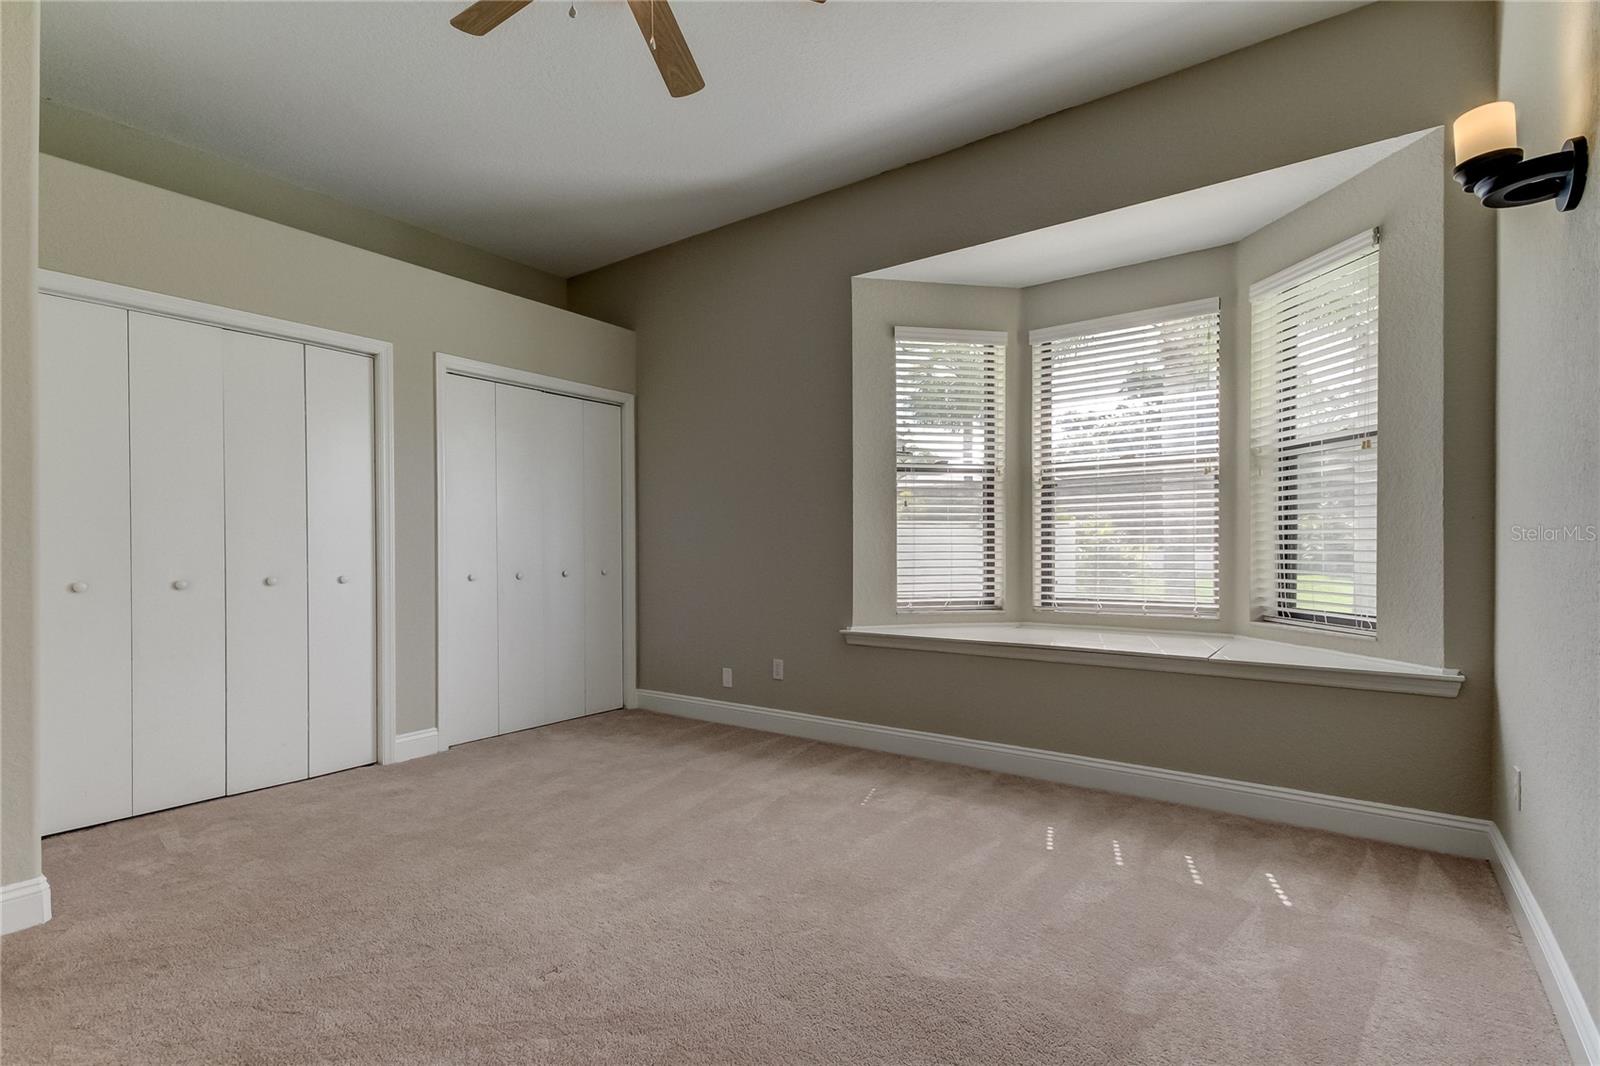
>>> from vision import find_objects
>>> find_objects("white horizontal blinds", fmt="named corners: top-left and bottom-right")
top-left (1249, 230), bottom-right (1380, 633)
top-left (1030, 300), bottom-right (1221, 618)
top-left (893, 327), bottom-right (1006, 611)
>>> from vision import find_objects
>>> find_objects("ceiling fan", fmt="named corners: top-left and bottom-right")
top-left (451, 0), bottom-right (823, 99)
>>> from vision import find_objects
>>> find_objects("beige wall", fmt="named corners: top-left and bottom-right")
top-left (40, 102), bottom-right (567, 309)
top-left (1, 0), bottom-right (41, 887)
top-left (34, 157), bottom-right (635, 745)
top-left (570, 2), bottom-right (1497, 816)
top-left (1494, 0), bottom-right (1600, 1022)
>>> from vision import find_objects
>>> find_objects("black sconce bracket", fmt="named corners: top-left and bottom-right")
top-left (1454, 136), bottom-right (1587, 211)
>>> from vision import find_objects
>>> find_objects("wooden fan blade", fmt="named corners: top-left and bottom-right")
top-left (625, 0), bottom-right (705, 98)
top-left (450, 0), bottom-right (532, 36)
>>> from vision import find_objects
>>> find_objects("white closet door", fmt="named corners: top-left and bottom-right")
top-left (306, 346), bottom-right (377, 776)
top-left (223, 332), bottom-right (308, 794)
top-left (441, 373), bottom-right (500, 746)
top-left (495, 384), bottom-right (548, 733)
top-left (540, 392), bottom-right (587, 721)
top-left (37, 295), bottom-right (133, 834)
top-left (129, 312), bottom-right (227, 815)
top-left (583, 402), bottom-right (625, 713)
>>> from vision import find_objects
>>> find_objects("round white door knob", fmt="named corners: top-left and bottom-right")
top-left (172, 579), bottom-right (189, 591)
top-left (68, 581), bottom-right (88, 594)
top-left (515, 571), bottom-right (524, 581)
top-left (337, 575), bottom-right (350, 584)
top-left (466, 573), bottom-right (476, 582)
top-left (263, 576), bottom-right (278, 587)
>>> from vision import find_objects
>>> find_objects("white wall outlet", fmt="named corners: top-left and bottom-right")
top-left (721, 667), bottom-right (733, 688)
top-left (772, 658), bottom-right (784, 680)
top-left (1515, 766), bottom-right (1523, 810)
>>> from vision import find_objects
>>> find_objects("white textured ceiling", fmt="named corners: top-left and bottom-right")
top-left (41, 0), bottom-right (1362, 277)
top-left (863, 130), bottom-right (1431, 288)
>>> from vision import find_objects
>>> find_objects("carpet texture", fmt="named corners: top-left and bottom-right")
top-left (1, 709), bottom-right (1567, 1065)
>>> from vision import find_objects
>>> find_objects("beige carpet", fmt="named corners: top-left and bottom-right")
top-left (1, 709), bottom-right (1567, 1065)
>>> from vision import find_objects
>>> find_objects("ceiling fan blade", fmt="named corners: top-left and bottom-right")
top-left (625, 0), bottom-right (705, 98)
top-left (450, 1), bottom-right (532, 36)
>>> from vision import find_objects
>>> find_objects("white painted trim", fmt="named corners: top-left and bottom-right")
top-left (638, 689), bottom-right (1492, 858)
top-left (1, 877), bottom-right (53, 934)
top-left (841, 624), bottom-right (1464, 697)
top-left (390, 728), bottom-right (440, 763)
top-left (433, 353), bottom-right (640, 741)
top-left (1247, 227), bottom-right (1380, 298)
top-left (1489, 826), bottom-right (1600, 1065)
top-left (1028, 296), bottom-right (1221, 346)
top-left (893, 326), bottom-right (1008, 347)
top-left (37, 271), bottom-right (402, 766)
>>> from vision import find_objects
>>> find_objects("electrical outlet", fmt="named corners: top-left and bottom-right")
top-left (721, 667), bottom-right (733, 688)
top-left (1515, 766), bottom-right (1523, 811)
top-left (772, 658), bottom-right (784, 680)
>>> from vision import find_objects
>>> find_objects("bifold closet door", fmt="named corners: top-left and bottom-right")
top-left (129, 312), bottom-right (227, 816)
top-left (223, 332), bottom-right (308, 795)
top-left (538, 392), bottom-right (587, 721)
top-left (495, 384), bottom-right (548, 733)
top-left (37, 295), bottom-right (133, 835)
top-left (583, 402), bottom-right (625, 713)
top-left (306, 346), bottom-right (377, 776)
top-left (441, 373), bottom-right (500, 746)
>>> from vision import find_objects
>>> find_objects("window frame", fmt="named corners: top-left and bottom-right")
top-left (891, 326), bottom-right (1008, 613)
top-left (1028, 298), bottom-right (1223, 620)
top-left (1248, 230), bottom-right (1381, 635)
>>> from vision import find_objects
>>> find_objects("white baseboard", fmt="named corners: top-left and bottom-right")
top-left (391, 727), bottom-right (440, 763)
top-left (639, 690), bottom-right (1493, 858)
top-left (1, 876), bottom-right (52, 934)
top-left (1489, 826), bottom-right (1599, 1065)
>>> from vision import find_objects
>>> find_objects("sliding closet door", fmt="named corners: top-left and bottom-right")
top-left (540, 392), bottom-right (587, 721)
top-left (306, 346), bottom-right (377, 776)
top-left (441, 373), bottom-right (500, 746)
top-left (37, 295), bottom-right (134, 834)
top-left (495, 384), bottom-right (548, 733)
top-left (583, 401), bottom-right (625, 713)
top-left (223, 332), bottom-right (308, 794)
top-left (129, 312), bottom-right (227, 815)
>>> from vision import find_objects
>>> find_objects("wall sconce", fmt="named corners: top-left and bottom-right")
top-left (1452, 101), bottom-right (1587, 211)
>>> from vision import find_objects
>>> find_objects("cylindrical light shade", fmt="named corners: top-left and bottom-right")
top-left (1454, 101), bottom-right (1518, 165)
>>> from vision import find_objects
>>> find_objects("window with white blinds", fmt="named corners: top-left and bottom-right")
top-left (894, 327), bottom-right (1006, 611)
top-left (1249, 230), bottom-right (1379, 633)
top-left (1030, 300), bottom-right (1221, 618)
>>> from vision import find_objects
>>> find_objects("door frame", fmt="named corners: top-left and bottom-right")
top-left (37, 270), bottom-right (402, 763)
top-left (433, 353), bottom-right (638, 748)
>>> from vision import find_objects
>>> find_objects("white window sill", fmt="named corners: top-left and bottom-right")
top-left (840, 623), bottom-right (1464, 698)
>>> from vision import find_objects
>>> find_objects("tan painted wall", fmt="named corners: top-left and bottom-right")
top-left (40, 101), bottom-right (567, 308)
top-left (34, 157), bottom-right (635, 745)
top-left (570, 2), bottom-right (1498, 816)
top-left (1, 0), bottom-right (41, 886)
top-left (1494, 0), bottom-right (1600, 1020)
